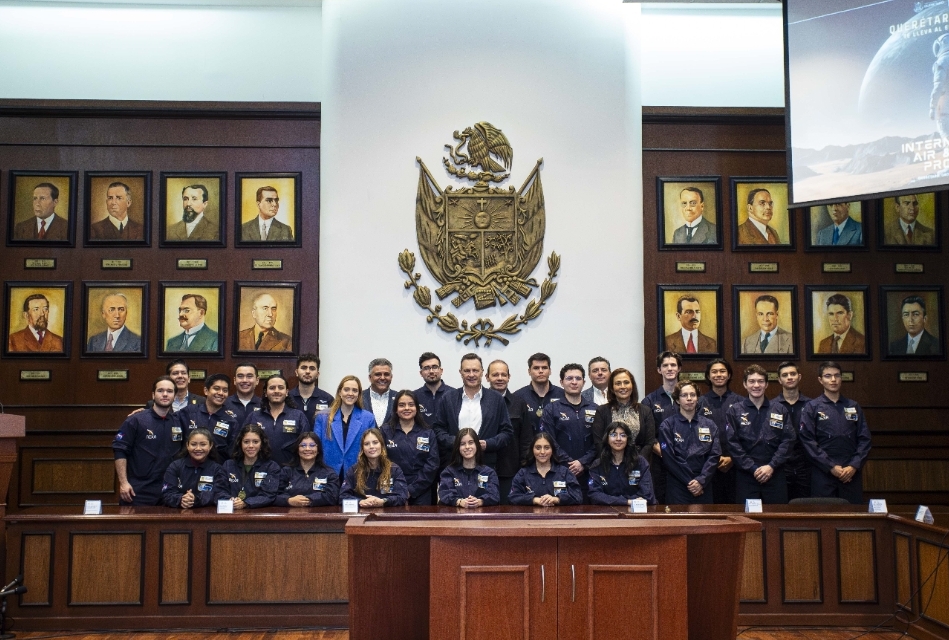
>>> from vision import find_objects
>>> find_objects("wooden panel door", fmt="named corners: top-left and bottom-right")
top-left (557, 535), bottom-right (689, 640)
top-left (430, 537), bottom-right (557, 640)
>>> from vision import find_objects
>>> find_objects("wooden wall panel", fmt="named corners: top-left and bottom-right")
top-left (587, 565), bottom-right (659, 640)
top-left (918, 540), bottom-right (949, 627)
top-left (32, 458), bottom-right (114, 494)
top-left (160, 532), bottom-right (190, 605)
top-left (69, 532), bottom-right (143, 605)
top-left (16, 435), bottom-right (118, 506)
top-left (781, 529), bottom-right (822, 603)
top-left (895, 533), bottom-right (912, 611)
top-left (460, 566), bottom-right (531, 640)
top-left (837, 529), bottom-right (877, 603)
top-left (20, 533), bottom-right (51, 606)
top-left (740, 530), bottom-right (766, 602)
top-left (207, 532), bottom-right (346, 603)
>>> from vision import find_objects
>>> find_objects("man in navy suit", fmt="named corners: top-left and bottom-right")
top-left (165, 293), bottom-right (218, 352)
top-left (816, 202), bottom-right (862, 246)
top-left (889, 295), bottom-right (940, 355)
top-left (362, 357), bottom-right (396, 426)
top-left (432, 353), bottom-right (512, 469)
top-left (87, 292), bottom-right (142, 353)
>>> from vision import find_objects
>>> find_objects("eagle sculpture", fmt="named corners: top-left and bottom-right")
top-left (445, 122), bottom-right (513, 175)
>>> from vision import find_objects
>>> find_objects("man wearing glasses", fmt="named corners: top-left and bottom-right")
top-left (799, 361), bottom-right (872, 504)
top-left (415, 352), bottom-right (455, 422)
top-left (539, 364), bottom-right (599, 501)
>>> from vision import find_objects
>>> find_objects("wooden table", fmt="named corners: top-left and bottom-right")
top-left (346, 513), bottom-right (761, 640)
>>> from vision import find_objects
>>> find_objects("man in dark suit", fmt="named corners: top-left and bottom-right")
top-left (165, 293), bottom-right (218, 352)
top-left (883, 195), bottom-right (936, 246)
top-left (13, 183), bottom-right (68, 241)
top-left (817, 294), bottom-right (866, 354)
top-left (237, 292), bottom-right (292, 351)
top-left (737, 188), bottom-right (781, 245)
top-left (433, 353), bottom-right (512, 470)
top-left (889, 295), bottom-right (940, 355)
top-left (7, 293), bottom-right (65, 353)
top-left (90, 182), bottom-right (145, 241)
top-left (86, 292), bottom-right (142, 352)
top-left (362, 357), bottom-right (396, 426)
top-left (166, 184), bottom-right (218, 241)
top-left (671, 186), bottom-right (717, 244)
top-left (815, 202), bottom-right (862, 246)
top-left (664, 294), bottom-right (717, 354)
top-left (486, 359), bottom-right (531, 503)
top-left (241, 186), bottom-right (294, 242)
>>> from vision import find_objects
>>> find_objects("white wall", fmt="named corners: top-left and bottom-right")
top-left (319, 0), bottom-right (643, 392)
top-left (0, 1), bottom-right (322, 101)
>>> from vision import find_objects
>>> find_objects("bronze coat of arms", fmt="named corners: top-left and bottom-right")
top-left (399, 122), bottom-right (560, 346)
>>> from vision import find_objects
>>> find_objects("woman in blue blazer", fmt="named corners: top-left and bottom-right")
top-left (315, 375), bottom-right (377, 476)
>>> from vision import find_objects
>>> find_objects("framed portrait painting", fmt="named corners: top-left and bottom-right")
top-left (84, 172), bottom-right (151, 246)
top-left (159, 173), bottom-right (226, 247)
top-left (235, 174), bottom-right (302, 247)
top-left (233, 282), bottom-right (300, 356)
top-left (657, 285), bottom-right (722, 359)
top-left (158, 282), bottom-right (224, 357)
top-left (731, 178), bottom-right (795, 251)
top-left (656, 177), bottom-right (723, 250)
top-left (4, 282), bottom-right (72, 357)
top-left (81, 282), bottom-right (148, 357)
top-left (805, 201), bottom-right (867, 251)
top-left (6, 171), bottom-right (77, 247)
top-left (733, 286), bottom-right (798, 360)
top-left (877, 192), bottom-right (940, 251)
top-left (880, 286), bottom-right (944, 360)
top-left (805, 286), bottom-right (871, 360)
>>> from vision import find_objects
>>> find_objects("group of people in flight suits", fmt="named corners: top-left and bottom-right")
top-left (112, 348), bottom-right (871, 510)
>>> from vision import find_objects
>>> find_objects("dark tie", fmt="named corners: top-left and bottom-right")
top-left (38, 220), bottom-right (46, 239)
top-left (907, 227), bottom-right (914, 244)
top-left (118, 222), bottom-right (125, 236)
top-left (686, 334), bottom-right (696, 353)
top-left (832, 227), bottom-right (840, 245)
top-left (255, 331), bottom-right (264, 349)
top-left (831, 335), bottom-right (840, 354)
top-left (106, 333), bottom-right (114, 352)
top-left (37, 330), bottom-right (45, 345)
top-left (181, 332), bottom-right (191, 350)
top-left (686, 226), bottom-right (694, 242)
top-left (760, 333), bottom-right (770, 353)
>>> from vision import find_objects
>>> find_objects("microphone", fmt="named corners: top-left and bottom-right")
top-left (0, 586), bottom-right (26, 598)
top-left (0, 576), bottom-right (21, 593)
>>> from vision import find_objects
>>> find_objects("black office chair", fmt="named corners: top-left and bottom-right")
top-left (789, 497), bottom-right (851, 506)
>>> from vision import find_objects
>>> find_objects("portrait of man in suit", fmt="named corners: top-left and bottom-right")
top-left (814, 202), bottom-right (863, 246)
top-left (89, 181), bottom-right (145, 242)
top-left (741, 294), bottom-right (793, 355)
top-left (13, 183), bottom-right (69, 241)
top-left (888, 295), bottom-right (940, 356)
top-left (817, 293), bottom-right (866, 355)
top-left (241, 186), bottom-right (294, 242)
top-left (737, 187), bottom-right (782, 245)
top-left (86, 292), bottom-right (142, 353)
top-left (882, 194), bottom-right (937, 247)
top-left (166, 184), bottom-right (219, 242)
top-left (165, 293), bottom-right (218, 352)
top-left (8, 293), bottom-right (65, 353)
top-left (671, 186), bottom-right (717, 245)
top-left (664, 294), bottom-right (717, 354)
top-left (237, 291), bottom-right (292, 352)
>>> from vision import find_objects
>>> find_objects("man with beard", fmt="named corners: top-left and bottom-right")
top-left (167, 184), bottom-right (218, 241)
top-left (664, 295), bottom-right (717, 354)
top-left (288, 354), bottom-right (333, 425)
top-left (816, 202), bottom-right (862, 246)
top-left (237, 292), bottom-right (292, 351)
top-left (415, 352), bottom-right (455, 423)
top-left (90, 181), bottom-right (144, 241)
top-left (8, 293), bottom-right (64, 353)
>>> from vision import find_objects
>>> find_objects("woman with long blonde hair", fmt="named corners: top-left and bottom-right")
top-left (315, 375), bottom-right (377, 475)
top-left (339, 428), bottom-right (409, 507)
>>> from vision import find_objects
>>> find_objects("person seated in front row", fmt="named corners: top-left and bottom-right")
top-left (223, 424), bottom-right (281, 509)
top-left (658, 380), bottom-right (721, 505)
top-left (242, 373), bottom-right (311, 466)
top-left (437, 428), bottom-right (500, 508)
top-left (316, 375), bottom-right (377, 477)
top-left (276, 431), bottom-right (340, 507)
top-left (587, 421), bottom-right (656, 506)
top-left (161, 428), bottom-right (229, 509)
top-left (381, 390), bottom-right (440, 505)
top-left (508, 432), bottom-right (582, 506)
top-left (340, 428), bottom-right (409, 507)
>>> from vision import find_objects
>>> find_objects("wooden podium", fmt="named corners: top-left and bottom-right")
top-left (0, 414), bottom-right (25, 521)
top-left (347, 513), bottom-right (760, 640)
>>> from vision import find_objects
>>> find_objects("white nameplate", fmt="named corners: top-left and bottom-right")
top-left (83, 500), bottom-right (102, 515)
top-left (217, 499), bottom-right (234, 514)
top-left (630, 498), bottom-right (648, 513)
top-left (745, 499), bottom-right (763, 513)
top-left (916, 505), bottom-right (934, 524)
top-left (342, 499), bottom-right (360, 514)
top-left (869, 499), bottom-right (888, 514)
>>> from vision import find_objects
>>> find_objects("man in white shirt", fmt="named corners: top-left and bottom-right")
top-left (664, 295), bottom-right (717, 354)
top-left (90, 182), bottom-right (145, 241)
top-left (362, 357), bottom-right (396, 426)
top-left (581, 356), bottom-right (611, 405)
top-left (241, 186), bottom-right (294, 242)
top-left (87, 292), bottom-right (142, 352)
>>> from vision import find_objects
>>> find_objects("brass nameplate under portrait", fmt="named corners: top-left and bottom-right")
top-left (749, 262), bottom-right (779, 273)
top-left (259, 369), bottom-right (281, 379)
top-left (101, 259), bottom-right (132, 269)
top-left (252, 259), bottom-right (283, 270)
top-left (24, 258), bottom-right (56, 269)
top-left (189, 369), bottom-right (207, 381)
top-left (899, 372), bottom-right (928, 382)
top-left (823, 263), bottom-right (852, 273)
top-left (841, 372), bottom-right (854, 382)
top-left (98, 370), bottom-right (129, 381)
top-left (767, 372), bottom-right (779, 382)
top-left (676, 262), bottom-right (706, 273)
top-left (895, 263), bottom-right (924, 274)
top-left (679, 372), bottom-right (706, 382)
top-left (177, 259), bottom-right (208, 270)
top-left (20, 370), bottom-right (51, 381)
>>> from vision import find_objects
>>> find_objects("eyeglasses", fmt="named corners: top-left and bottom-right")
top-left (299, 443), bottom-right (318, 449)
top-left (821, 373), bottom-right (842, 380)
top-left (421, 365), bottom-right (441, 371)
top-left (563, 376), bottom-right (584, 383)
top-left (608, 432), bottom-right (628, 439)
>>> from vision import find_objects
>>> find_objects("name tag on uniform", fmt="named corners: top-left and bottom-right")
top-left (629, 470), bottom-right (641, 486)
top-left (382, 478), bottom-right (394, 494)
top-left (197, 475), bottom-right (214, 492)
top-left (844, 407), bottom-right (858, 421)
top-left (283, 420), bottom-right (298, 433)
top-left (477, 474), bottom-right (489, 489)
top-left (313, 477), bottom-right (326, 491)
top-left (417, 436), bottom-right (430, 452)
top-left (553, 480), bottom-right (566, 496)
top-left (316, 403), bottom-right (329, 411)
top-left (769, 413), bottom-right (784, 429)
top-left (584, 410), bottom-right (596, 424)
top-left (253, 471), bottom-right (267, 487)
top-left (171, 426), bottom-right (182, 441)
top-left (213, 421), bottom-right (230, 436)
top-left (698, 426), bottom-right (712, 442)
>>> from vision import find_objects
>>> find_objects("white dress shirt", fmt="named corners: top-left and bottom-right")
top-left (458, 387), bottom-right (483, 434)
top-left (370, 389), bottom-right (390, 426)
